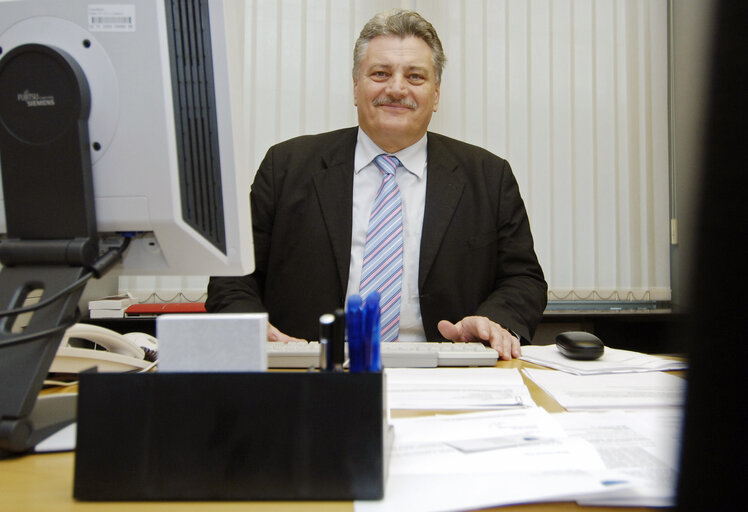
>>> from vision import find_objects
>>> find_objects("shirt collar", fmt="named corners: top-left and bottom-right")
top-left (354, 128), bottom-right (427, 178)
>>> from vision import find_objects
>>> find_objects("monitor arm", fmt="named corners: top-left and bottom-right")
top-left (0, 43), bottom-right (100, 457)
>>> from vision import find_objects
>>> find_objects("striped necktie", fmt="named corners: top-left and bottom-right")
top-left (359, 154), bottom-right (403, 343)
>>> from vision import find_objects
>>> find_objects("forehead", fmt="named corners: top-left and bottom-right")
top-left (362, 35), bottom-right (434, 69)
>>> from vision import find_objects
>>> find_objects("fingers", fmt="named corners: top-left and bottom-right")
top-left (462, 316), bottom-right (491, 341)
top-left (439, 316), bottom-right (521, 360)
top-left (510, 337), bottom-right (522, 359)
top-left (487, 325), bottom-right (521, 361)
top-left (469, 318), bottom-right (510, 359)
top-left (267, 324), bottom-right (281, 341)
top-left (267, 323), bottom-right (307, 343)
top-left (437, 319), bottom-right (460, 341)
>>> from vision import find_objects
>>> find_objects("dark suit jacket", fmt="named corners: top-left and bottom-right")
top-left (206, 127), bottom-right (547, 342)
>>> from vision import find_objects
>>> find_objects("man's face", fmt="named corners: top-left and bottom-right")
top-left (354, 35), bottom-right (440, 153)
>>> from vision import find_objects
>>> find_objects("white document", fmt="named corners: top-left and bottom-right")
top-left (355, 409), bottom-right (630, 512)
top-left (385, 368), bottom-right (534, 410)
top-left (520, 344), bottom-right (688, 375)
top-left (554, 409), bottom-right (683, 507)
top-left (523, 368), bottom-right (686, 410)
top-left (34, 422), bottom-right (76, 452)
top-left (387, 408), bottom-right (587, 474)
top-left (356, 471), bottom-right (628, 512)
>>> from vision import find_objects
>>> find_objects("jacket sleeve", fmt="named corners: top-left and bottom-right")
top-left (474, 160), bottom-right (547, 342)
top-left (205, 147), bottom-right (276, 314)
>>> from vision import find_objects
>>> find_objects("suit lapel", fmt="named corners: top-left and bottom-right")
top-left (419, 134), bottom-right (465, 288)
top-left (308, 129), bottom-right (465, 296)
top-left (312, 128), bottom-right (357, 296)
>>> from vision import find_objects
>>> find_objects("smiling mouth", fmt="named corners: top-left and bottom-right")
top-left (381, 104), bottom-right (412, 111)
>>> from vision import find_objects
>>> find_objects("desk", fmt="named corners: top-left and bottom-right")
top-left (85, 309), bottom-right (682, 353)
top-left (0, 359), bottom-right (667, 512)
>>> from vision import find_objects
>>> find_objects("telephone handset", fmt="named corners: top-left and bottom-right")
top-left (50, 323), bottom-right (159, 374)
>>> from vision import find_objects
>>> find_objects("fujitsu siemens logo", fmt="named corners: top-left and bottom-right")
top-left (17, 89), bottom-right (56, 107)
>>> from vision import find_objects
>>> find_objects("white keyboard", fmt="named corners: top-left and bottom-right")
top-left (266, 341), bottom-right (498, 368)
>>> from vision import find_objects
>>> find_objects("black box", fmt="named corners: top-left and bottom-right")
top-left (74, 371), bottom-right (391, 501)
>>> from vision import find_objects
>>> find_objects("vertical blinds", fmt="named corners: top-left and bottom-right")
top-left (120, 0), bottom-right (670, 304)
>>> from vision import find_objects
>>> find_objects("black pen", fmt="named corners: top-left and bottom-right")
top-left (332, 308), bottom-right (346, 371)
top-left (319, 313), bottom-right (335, 371)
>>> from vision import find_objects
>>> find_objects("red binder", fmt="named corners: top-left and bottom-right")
top-left (125, 302), bottom-right (206, 316)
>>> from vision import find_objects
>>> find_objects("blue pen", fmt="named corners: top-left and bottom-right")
top-left (346, 295), bottom-right (365, 373)
top-left (363, 292), bottom-right (381, 372)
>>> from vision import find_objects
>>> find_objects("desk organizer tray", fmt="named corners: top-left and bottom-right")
top-left (74, 371), bottom-right (391, 501)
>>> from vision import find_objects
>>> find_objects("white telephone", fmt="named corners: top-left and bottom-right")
top-left (50, 323), bottom-right (159, 374)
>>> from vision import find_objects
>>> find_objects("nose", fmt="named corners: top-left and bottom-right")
top-left (385, 73), bottom-right (408, 97)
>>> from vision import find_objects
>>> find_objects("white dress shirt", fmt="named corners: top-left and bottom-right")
top-left (346, 129), bottom-right (428, 341)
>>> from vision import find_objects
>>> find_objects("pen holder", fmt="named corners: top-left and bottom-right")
top-left (74, 371), bottom-right (392, 501)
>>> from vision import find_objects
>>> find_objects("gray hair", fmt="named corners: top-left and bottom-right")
top-left (352, 9), bottom-right (446, 84)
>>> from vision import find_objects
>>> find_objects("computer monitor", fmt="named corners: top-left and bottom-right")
top-left (0, 0), bottom-right (253, 275)
top-left (0, 0), bottom-right (253, 456)
top-left (675, 1), bottom-right (747, 509)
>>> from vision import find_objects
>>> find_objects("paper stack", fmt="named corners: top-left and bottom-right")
top-left (88, 293), bottom-right (136, 319)
top-left (523, 368), bottom-right (686, 410)
top-left (520, 344), bottom-right (687, 375)
top-left (355, 408), bottom-right (636, 512)
top-left (384, 368), bottom-right (536, 410)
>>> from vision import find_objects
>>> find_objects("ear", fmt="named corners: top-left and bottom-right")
top-left (353, 77), bottom-right (359, 107)
top-left (433, 82), bottom-right (441, 112)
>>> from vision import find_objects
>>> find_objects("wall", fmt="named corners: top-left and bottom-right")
top-left (668, 0), bottom-right (716, 310)
top-left (119, 0), bottom-right (673, 306)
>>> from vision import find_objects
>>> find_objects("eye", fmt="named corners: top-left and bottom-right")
top-left (408, 73), bottom-right (425, 83)
top-left (371, 70), bottom-right (390, 80)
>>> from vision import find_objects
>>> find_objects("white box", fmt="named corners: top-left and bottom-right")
top-left (156, 313), bottom-right (267, 372)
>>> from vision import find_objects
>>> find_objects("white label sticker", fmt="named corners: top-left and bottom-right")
top-left (88, 4), bottom-right (135, 32)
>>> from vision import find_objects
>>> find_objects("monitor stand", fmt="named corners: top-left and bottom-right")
top-left (0, 266), bottom-right (87, 457)
top-left (0, 43), bottom-right (101, 457)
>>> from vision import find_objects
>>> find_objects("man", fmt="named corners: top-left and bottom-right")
top-left (206, 9), bottom-right (547, 360)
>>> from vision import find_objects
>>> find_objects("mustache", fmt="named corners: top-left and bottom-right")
top-left (372, 96), bottom-right (418, 110)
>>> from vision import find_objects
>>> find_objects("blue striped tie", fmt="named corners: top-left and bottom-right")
top-left (360, 154), bottom-right (403, 343)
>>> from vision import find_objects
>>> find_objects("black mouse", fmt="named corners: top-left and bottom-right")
top-left (555, 331), bottom-right (604, 360)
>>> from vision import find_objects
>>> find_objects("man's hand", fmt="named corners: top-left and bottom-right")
top-left (437, 316), bottom-right (520, 360)
top-left (267, 323), bottom-right (307, 343)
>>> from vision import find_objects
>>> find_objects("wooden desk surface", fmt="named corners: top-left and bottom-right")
top-left (0, 359), bottom-right (668, 512)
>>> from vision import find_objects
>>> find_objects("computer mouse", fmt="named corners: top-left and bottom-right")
top-left (555, 331), bottom-right (604, 360)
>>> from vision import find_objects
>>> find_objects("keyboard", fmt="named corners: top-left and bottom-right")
top-left (266, 341), bottom-right (498, 368)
